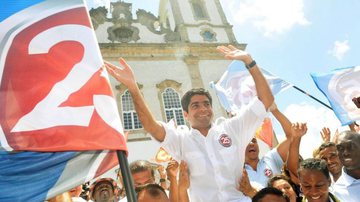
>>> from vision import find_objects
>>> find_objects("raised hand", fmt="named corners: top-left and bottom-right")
top-left (166, 159), bottom-right (179, 181)
top-left (291, 122), bottom-right (307, 139)
top-left (216, 45), bottom-right (252, 64)
top-left (349, 122), bottom-right (360, 133)
top-left (352, 96), bottom-right (360, 108)
top-left (238, 169), bottom-right (257, 198)
top-left (320, 127), bottom-right (331, 142)
top-left (332, 129), bottom-right (340, 144)
top-left (104, 58), bottom-right (137, 89)
top-left (179, 161), bottom-right (190, 190)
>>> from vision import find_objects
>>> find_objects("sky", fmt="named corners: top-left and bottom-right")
top-left (85, 0), bottom-right (360, 158)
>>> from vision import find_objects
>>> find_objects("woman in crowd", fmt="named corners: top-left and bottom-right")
top-left (268, 174), bottom-right (302, 202)
top-left (297, 158), bottom-right (340, 202)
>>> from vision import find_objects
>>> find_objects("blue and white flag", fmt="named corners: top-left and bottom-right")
top-left (0, 150), bottom-right (119, 201)
top-left (210, 60), bottom-right (292, 112)
top-left (311, 66), bottom-right (360, 125)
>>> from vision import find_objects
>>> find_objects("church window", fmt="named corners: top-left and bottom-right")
top-left (122, 90), bottom-right (142, 130)
top-left (190, 0), bottom-right (209, 20)
top-left (162, 88), bottom-right (185, 126)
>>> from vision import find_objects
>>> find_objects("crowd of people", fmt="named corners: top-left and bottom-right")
top-left (50, 45), bottom-right (360, 202)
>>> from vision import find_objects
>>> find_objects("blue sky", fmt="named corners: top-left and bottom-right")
top-left (220, 0), bottom-right (360, 157)
top-left (85, 0), bottom-right (360, 157)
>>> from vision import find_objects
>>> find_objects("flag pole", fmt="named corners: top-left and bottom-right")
top-left (292, 85), bottom-right (333, 110)
top-left (116, 150), bottom-right (137, 202)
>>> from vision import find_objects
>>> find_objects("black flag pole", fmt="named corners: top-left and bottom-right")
top-left (292, 85), bottom-right (333, 110)
top-left (117, 150), bottom-right (137, 202)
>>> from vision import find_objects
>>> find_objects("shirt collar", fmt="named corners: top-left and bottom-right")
top-left (337, 167), bottom-right (359, 186)
top-left (189, 123), bottom-right (215, 137)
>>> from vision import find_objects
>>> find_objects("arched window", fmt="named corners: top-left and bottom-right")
top-left (162, 88), bottom-right (185, 126)
top-left (122, 90), bottom-right (142, 130)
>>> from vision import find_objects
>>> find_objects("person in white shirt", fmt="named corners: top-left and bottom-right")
top-left (333, 130), bottom-right (360, 202)
top-left (104, 45), bottom-right (274, 202)
top-left (244, 106), bottom-right (292, 188)
top-left (315, 142), bottom-right (342, 183)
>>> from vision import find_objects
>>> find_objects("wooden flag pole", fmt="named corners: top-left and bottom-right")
top-left (117, 150), bottom-right (137, 202)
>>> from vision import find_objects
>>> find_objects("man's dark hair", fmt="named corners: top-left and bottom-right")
top-left (268, 174), bottom-right (301, 198)
top-left (129, 160), bottom-right (155, 177)
top-left (298, 158), bottom-right (330, 180)
top-left (318, 141), bottom-right (337, 153)
top-left (181, 88), bottom-right (212, 112)
top-left (252, 187), bottom-right (290, 202)
top-left (268, 174), bottom-right (296, 190)
top-left (136, 183), bottom-right (168, 199)
top-left (338, 130), bottom-right (360, 143)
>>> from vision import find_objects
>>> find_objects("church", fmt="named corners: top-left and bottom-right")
top-left (89, 0), bottom-right (246, 160)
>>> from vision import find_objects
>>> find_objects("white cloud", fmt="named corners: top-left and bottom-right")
top-left (221, 0), bottom-right (310, 37)
top-left (282, 103), bottom-right (346, 158)
top-left (328, 40), bottom-right (350, 60)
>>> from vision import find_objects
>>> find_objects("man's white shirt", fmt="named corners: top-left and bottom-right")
top-left (158, 98), bottom-right (267, 202)
top-left (333, 168), bottom-right (360, 202)
top-left (245, 148), bottom-right (284, 188)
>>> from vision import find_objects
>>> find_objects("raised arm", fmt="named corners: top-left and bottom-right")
top-left (286, 122), bottom-right (307, 183)
top-left (216, 45), bottom-right (274, 109)
top-left (166, 160), bottom-right (179, 202)
top-left (271, 104), bottom-right (292, 162)
top-left (104, 59), bottom-right (166, 142)
top-left (178, 161), bottom-right (190, 202)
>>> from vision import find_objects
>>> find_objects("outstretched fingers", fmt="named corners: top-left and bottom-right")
top-left (216, 45), bottom-right (231, 54)
top-left (104, 61), bottom-right (117, 77)
top-left (291, 122), bottom-right (308, 138)
top-left (227, 44), bottom-right (237, 51)
top-left (118, 57), bottom-right (130, 70)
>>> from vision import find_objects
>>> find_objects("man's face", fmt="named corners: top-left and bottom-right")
top-left (93, 181), bottom-right (115, 202)
top-left (245, 138), bottom-right (259, 162)
top-left (132, 170), bottom-right (154, 188)
top-left (317, 146), bottom-right (342, 176)
top-left (336, 133), bottom-right (360, 171)
top-left (272, 179), bottom-right (297, 201)
top-left (183, 95), bottom-right (213, 130)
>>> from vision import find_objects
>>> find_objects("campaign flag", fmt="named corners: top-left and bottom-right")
top-left (210, 60), bottom-right (292, 112)
top-left (0, 150), bottom-right (119, 201)
top-left (0, 0), bottom-right (126, 152)
top-left (255, 118), bottom-right (274, 148)
top-left (311, 66), bottom-right (360, 125)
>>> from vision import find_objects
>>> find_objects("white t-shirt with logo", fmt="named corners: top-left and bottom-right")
top-left (245, 148), bottom-right (284, 189)
top-left (158, 98), bottom-right (267, 202)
